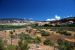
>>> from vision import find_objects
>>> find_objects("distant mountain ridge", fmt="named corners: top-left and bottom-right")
top-left (0, 18), bottom-right (26, 20)
top-left (0, 18), bottom-right (34, 24)
top-left (60, 17), bottom-right (75, 23)
top-left (0, 17), bottom-right (75, 23)
top-left (61, 17), bottom-right (75, 20)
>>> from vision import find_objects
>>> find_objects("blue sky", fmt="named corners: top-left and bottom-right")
top-left (0, 0), bottom-right (75, 21)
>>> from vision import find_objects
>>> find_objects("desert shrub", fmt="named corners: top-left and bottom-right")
top-left (33, 36), bottom-right (41, 44)
top-left (18, 33), bottom-right (33, 43)
top-left (57, 39), bottom-right (73, 50)
top-left (40, 31), bottom-right (50, 36)
top-left (43, 39), bottom-right (54, 46)
top-left (0, 38), bottom-right (5, 50)
top-left (7, 45), bottom-right (16, 50)
top-left (18, 40), bottom-right (29, 50)
top-left (57, 30), bottom-right (71, 36)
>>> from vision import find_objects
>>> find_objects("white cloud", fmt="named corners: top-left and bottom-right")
top-left (46, 18), bottom-right (55, 21)
top-left (50, 19), bottom-right (56, 21)
top-left (46, 15), bottom-right (61, 21)
top-left (55, 15), bottom-right (61, 20)
top-left (46, 19), bottom-right (50, 21)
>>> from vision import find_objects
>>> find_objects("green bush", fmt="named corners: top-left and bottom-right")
top-left (18, 33), bottom-right (33, 43)
top-left (33, 37), bottom-right (41, 44)
top-left (57, 39), bottom-right (73, 50)
top-left (43, 39), bottom-right (54, 46)
top-left (7, 45), bottom-right (16, 50)
top-left (40, 31), bottom-right (50, 36)
top-left (57, 30), bottom-right (71, 36)
top-left (18, 40), bottom-right (29, 50)
top-left (0, 38), bottom-right (5, 50)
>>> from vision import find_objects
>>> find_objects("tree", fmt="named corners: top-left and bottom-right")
top-left (43, 24), bottom-right (50, 27)
top-left (13, 30), bottom-right (15, 32)
top-left (34, 23), bottom-right (38, 27)
top-left (9, 31), bottom-right (13, 45)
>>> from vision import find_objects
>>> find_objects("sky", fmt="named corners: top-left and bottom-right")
top-left (0, 0), bottom-right (75, 21)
